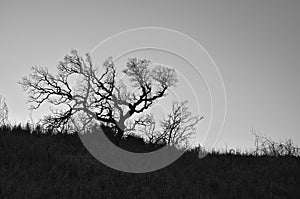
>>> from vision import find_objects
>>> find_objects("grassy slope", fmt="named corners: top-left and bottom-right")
top-left (0, 130), bottom-right (299, 199)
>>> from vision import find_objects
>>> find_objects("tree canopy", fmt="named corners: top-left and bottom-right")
top-left (19, 50), bottom-right (202, 146)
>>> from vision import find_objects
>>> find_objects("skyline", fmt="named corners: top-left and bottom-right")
top-left (1, 0), bottom-right (300, 149)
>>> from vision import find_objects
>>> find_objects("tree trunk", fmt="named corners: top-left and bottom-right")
top-left (114, 121), bottom-right (125, 146)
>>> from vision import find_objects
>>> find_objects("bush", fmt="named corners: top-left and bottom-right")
top-left (253, 131), bottom-right (300, 157)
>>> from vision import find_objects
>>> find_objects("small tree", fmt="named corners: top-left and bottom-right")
top-left (19, 50), bottom-right (177, 142)
top-left (160, 101), bottom-right (203, 146)
top-left (0, 95), bottom-right (8, 126)
top-left (131, 101), bottom-right (203, 147)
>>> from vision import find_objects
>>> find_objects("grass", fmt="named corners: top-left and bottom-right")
top-left (0, 125), bottom-right (299, 199)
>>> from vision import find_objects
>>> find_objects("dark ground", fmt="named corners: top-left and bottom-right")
top-left (0, 127), bottom-right (299, 199)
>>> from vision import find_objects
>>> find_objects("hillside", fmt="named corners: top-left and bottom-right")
top-left (0, 127), bottom-right (299, 199)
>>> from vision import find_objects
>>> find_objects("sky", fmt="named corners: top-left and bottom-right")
top-left (0, 0), bottom-right (299, 149)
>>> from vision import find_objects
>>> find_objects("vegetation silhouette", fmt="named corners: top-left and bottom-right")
top-left (0, 50), bottom-right (298, 197)
top-left (0, 95), bottom-right (8, 126)
top-left (0, 123), bottom-right (299, 199)
top-left (19, 50), bottom-right (202, 147)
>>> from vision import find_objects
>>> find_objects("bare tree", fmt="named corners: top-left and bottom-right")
top-left (0, 95), bottom-right (8, 126)
top-left (19, 50), bottom-right (177, 142)
top-left (133, 101), bottom-right (203, 147)
top-left (158, 101), bottom-right (203, 146)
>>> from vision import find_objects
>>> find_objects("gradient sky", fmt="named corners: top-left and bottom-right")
top-left (0, 0), bottom-right (299, 149)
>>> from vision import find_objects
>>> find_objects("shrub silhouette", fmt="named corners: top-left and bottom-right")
top-left (253, 130), bottom-right (300, 157)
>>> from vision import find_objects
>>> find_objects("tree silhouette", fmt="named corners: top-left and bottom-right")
top-left (19, 50), bottom-right (178, 142)
top-left (130, 101), bottom-right (203, 147)
top-left (0, 95), bottom-right (8, 126)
